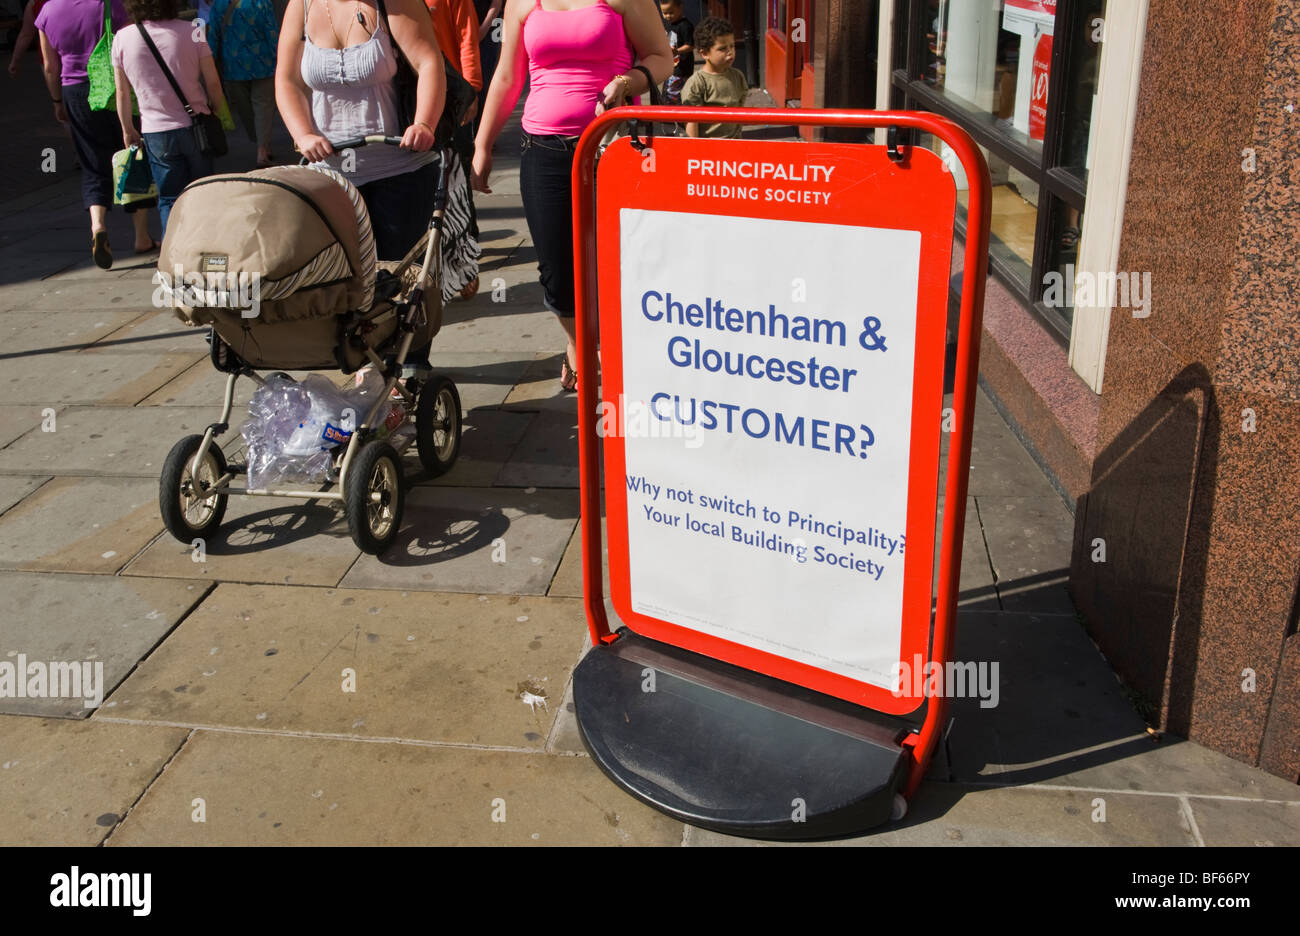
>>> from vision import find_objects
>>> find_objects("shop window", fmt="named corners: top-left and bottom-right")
top-left (895, 0), bottom-right (1104, 341)
top-left (769, 0), bottom-right (787, 34)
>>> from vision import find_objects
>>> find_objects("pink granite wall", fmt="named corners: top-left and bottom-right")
top-left (1070, 0), bottom-right (1300, 780)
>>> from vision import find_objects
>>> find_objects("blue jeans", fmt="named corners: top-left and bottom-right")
top-left (143, 127), bottom-right (214, 236)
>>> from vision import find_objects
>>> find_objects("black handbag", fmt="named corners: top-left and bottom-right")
top-left (598, 64), bottom-right (664, 154)
top-left (136, 22), bottom-right (228, 157)
top-left (376, 0), bottom-right (477, 147)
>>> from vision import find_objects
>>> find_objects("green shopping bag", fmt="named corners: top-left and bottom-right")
top-left (87, 0), bottom-right (115, 111)
top-left (113, 146), bottom-right (157, 205)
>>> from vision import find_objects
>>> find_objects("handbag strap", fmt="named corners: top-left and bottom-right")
top-left (630, 64), bottom-right (662, 106)
top-left (374, 0), bottom-right (411, 71)
top-left (212, 0), bottom-right (241, 57)
top-left (102, 0), bottom-right (112, 38)
top-left (136, 23), bottom-right (197, 118)
top-left (221, 0), bottom-right (242, 31)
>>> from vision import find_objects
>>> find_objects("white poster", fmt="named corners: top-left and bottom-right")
top-left (617, 208), bottom-right (925, 689)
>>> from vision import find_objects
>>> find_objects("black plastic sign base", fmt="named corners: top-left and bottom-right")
top-left (572, 629), bottom-right (916, 840)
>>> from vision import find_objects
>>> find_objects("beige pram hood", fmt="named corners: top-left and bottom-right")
top-left (158, 165), bottom-right (377, 324)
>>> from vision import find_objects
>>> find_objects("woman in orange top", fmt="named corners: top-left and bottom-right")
top-left (424, 0), bottom-right (482, 300)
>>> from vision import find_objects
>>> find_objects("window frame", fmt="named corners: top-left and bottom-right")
top-left (891, 0), bottom-right (1099, 345)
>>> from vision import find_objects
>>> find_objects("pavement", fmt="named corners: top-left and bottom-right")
top-left (0, 87), bottom-right (1298, 847)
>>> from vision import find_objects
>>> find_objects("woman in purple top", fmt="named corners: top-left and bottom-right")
top-left (37, 0), bottom-right (158, 268)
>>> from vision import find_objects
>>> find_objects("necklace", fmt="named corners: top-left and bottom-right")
top-left (322, 0), bottom-right (360, 48)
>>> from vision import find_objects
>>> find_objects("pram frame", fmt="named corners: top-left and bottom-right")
top-left (162, 137), bottom-right (462, 554)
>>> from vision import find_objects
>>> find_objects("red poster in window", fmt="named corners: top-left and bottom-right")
top-left (1005, 0), bottom-right (1056, 14)
top-left (1029, 32), bottom-right (1052, 141)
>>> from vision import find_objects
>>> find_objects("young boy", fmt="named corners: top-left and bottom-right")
top-left (659, 0), bottom-right (693, 105)
top-left (681, 17), bottom-right (747, 139)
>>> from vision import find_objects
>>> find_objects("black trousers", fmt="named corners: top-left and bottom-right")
top-left (518, 131), bottom-right (578, 318)
top-left (63, 80), bottom-right (154, 213)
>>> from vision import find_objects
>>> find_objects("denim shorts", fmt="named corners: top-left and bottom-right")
top-left (518, 131), bottom-right (580, 318)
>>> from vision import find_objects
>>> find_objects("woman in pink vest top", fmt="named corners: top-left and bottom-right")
top-left (470, 0), bottom-right (670, 390)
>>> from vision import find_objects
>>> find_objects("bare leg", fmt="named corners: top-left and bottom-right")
top-left (90, 204), bottom-right (111, 269)
top-left (559, 315), bottom-right (577, 372)
top-left (131, 210), bottom-right (154, 251)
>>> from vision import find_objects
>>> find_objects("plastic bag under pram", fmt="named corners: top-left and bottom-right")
top-left (158, 165), bottom-right (440, 372)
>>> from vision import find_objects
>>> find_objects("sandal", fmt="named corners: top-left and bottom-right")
top-left (92, 230), bottom-right (112, 270)
top-left (560, 357), bottom-right (577, 392)
top-left (133, 238), bottom-right (161, 255)
top-left (459, 276), bottom-right (480, 300)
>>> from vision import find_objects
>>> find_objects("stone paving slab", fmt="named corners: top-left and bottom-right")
top-left (0, 350), bottom-right (205, 406)
top-left (477, 237), bottom-right (529, 275)
top-left (0, 476), bottom-right (47, 515)
top-left (104, 584), bottom-right (584, 749)
top-left (123, 494), bottom-right (360, 588)
top-left (976, 496), bottom-right (1076, 614)
top-left (966, 393), bottom-right (1061, 497)
top-left (0, 406), bottom-right (244, 477)
top-left (50, 255), bottom-right (158, 280)
top-left (141, 353), bottom-right (525, 423)
top-left (0, 252), bottom-right (80, 287)
top-left (0, 280), bottom-right (65, 313)
top-left (0, 309), bottom-right (143, 354)
top-left (105, 730), bottom-right (682, 845)
top-left (684, 782), bottom-right (1197, 846)
top-left (341, 486), bottom-right (578, 595)
top-left (137, 362), bottom-right (340, 408)
top-left (432, 294), bottom-right (565, 354)
top-left (0, 274), bottom-right (158, 313)
top-left (0, 477), bottom-right (162, 574)
top-left (413, 408), bottom-right (533, 487)
top-left (422, 351), bottom-right (535, 412)
top-left (84, 309), bottom-right (210, 355)
top-left (0, 716), bottom-right (189, 846)
top-left (934, 497), bottom-right (999, 609)
top-left (138, 359), bottom-right (261, 408)
top-left (495, 410), bottom-right (579, 488)
top-left (0, 572), bottom-right (209, 718)
top-left (549, 518), bottom-right (609, 600)
top-left (0, 406), bottom-right (55, 450)
top-left (946, 610), bottom-right (1149, 785)
top-left (1185, 796), bottom-right (1300, 846)
top-left (501, 352), bottom-right (581, 414)
top-left (1053, 736), bottom-right (1300, 801)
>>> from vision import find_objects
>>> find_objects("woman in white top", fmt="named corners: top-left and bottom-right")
top-left (276, 0), bottom-right (446, 262)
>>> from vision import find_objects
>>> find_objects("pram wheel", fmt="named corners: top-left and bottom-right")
top-left (160, 435), bottom-right (229, 542)
top-left (415, 376), bottom-right (462, 477)
top-left (345, 440), bottom-right (405, 554)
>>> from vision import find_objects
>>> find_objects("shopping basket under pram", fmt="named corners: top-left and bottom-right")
top-left (155, 137), bottom-right (462, 555)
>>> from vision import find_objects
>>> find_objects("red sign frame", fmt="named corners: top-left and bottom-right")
top-left (572, 108), bottom-right (991, 797)
top-left (593, 137), bottom-right (954, 714)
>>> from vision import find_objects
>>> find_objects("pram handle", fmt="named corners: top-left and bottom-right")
top-left (296, 135), bottom-right (448, 166)
top-left (326, 134), bottom-right (407, 150)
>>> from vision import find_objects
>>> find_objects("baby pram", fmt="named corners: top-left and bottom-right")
top-left (156, 137), bottom-right (462, 555)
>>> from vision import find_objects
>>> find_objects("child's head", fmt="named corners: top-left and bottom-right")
top-left (659, 0), bottom-right (683, 20)
top-left (695, 17), bottom-right (736, 70)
